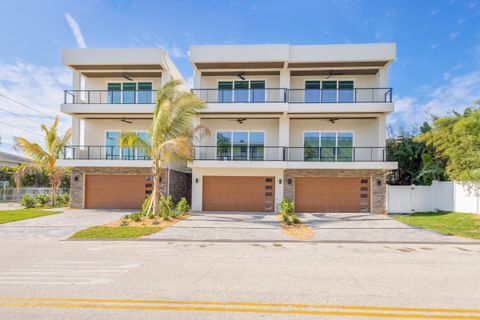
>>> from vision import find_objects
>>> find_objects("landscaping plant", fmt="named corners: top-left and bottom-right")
top-left (175, 197), bottom-right (190, 217)
top-left (14, 115), bottom-right (72, 206)
top-left (20, 194), bottom-right (35, 208)
top-left (56, 193), bottom-right (70, 207)
top-left (35, 193), bottom-right (51, 207)
top-left (279, 198), bottom-right (300, 225)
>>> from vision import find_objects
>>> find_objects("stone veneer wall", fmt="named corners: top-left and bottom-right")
top-left (283, 169), bottom-right (388, 214)
top-left (70, 167), bottom-right (190, 209)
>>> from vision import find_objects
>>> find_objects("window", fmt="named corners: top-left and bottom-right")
top-left (338, 81), bottom-right (354, 102)
top-left (105, 131), bottom-right (120, 159)
top-left (305, 81), bottom-right (321, 103)
top-left (137, 82), bottom-right (153, 103)
top-left (107, 83), bottom-right (121, 104)
top-left (322, 81), bottom-right (337, 103)
top-left (304, 80), bottom-right (355, 103)
top-left (106, 131), bottom-right (150, 160)
top-left (217, 80), bottom-right (266, 102)
top-left (216, 131), bottom-right (265, 161)
top-left (303, 131), bottom-right (353, 161)
top-left (218, 82), bottom-right (233, 103)
top-left (107, 82), bottom-right (153, 104)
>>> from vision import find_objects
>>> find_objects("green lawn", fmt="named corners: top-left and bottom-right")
top-left (0, 208), bottom-right (62, 224)
top-left (394, 212), bottom-right (480, 240)
top-left (70, 226), bottom-right (162, 239)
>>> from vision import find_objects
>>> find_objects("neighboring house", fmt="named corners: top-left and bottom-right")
top-left (189, 44), bottom-right (398, 214)
top-left (57, 48), bottom-right (191, 209)
top-left (0, 150), bottom-right (30, 167)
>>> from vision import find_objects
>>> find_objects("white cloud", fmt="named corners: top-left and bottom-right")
top-left (0, 61), bottom-right (71, 154)
top-left (449, 32), bottom-right (460, 41)
top-left (64, 13), bottom-right (87, 48)
top-left (390, 70), bottom-right (480, 131)
top-left (430, 9), bottom-right (439, 15)
top-left (431, 43), bottom-right (439, 49)
top-left (457, 18), bottom-right (466, 24)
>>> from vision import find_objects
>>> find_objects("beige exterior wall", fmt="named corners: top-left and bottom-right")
top-left (83, 119), bottom-right (151, 145)
top-left (201, 75), bottom-right (280, 89)
top-left (85, 77), bottom-right (162, 91)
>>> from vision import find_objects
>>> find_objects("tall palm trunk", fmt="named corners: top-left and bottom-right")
top-left (152, 159), bottom-right (161, 218)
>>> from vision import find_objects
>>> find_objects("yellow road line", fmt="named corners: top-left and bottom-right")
top-left (0, 301), bottom-right (479, 319)
top-left (0, 296), bottom-right (479, 315)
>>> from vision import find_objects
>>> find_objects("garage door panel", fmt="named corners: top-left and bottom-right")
top-left (85, 175), bottom-right (149, 209)
top-left (295, 177), bottom-right (370, 213)
top-left (203, 176), bottom-right (274, 212)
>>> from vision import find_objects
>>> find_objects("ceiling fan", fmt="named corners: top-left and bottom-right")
top-left (328, 117), bottom-right (339, 124)
top-left (229, 118), bottom-right (247, 124)
top-left (236, 72), bottom-right (246, 80)
top-left (121, 72), bottom-right (134, 81)
top-left (121, 118), bottom-right (133, 124)
top-left (326, 70), bottom-right (345, 79)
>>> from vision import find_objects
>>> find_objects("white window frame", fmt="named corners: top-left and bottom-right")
top-left (106, 81), bottom-right (153, 104)
top-left (216, 79), bottom-right (267, 103)
top-left (303, 79), bottom-right (355, 103)
top-left (104, 130), bottom-right (149, 160)
top-left (215, 130), bottom-right (266, 161)
top-left (302, 130), bottom-right (355, 161)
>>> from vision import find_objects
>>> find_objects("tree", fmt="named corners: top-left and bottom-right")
top-left (14, 116), bottom-right (72, 206)
top-left (387, 122), bottom-right (446, 185)
top-left (417, 107), bottom-right (480, 181)
top-left (119, 80), bottom-right (206, 218)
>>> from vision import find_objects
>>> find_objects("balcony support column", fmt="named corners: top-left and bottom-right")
top-left (71, 116), bottom-right (80, 145)
top-left (279, 113), bottom-right (290, 160)
top-left (72, 71), bottom-right (81, 91)
top-left (161, 71), bottom-right (171, 87)
top-left (377, 115), bottom-right (387, 161)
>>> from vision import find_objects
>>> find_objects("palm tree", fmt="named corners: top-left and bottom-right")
top-left (119, 80), bottom-right (206, 218)
top-left (14, 116), bottom-right (72, 206)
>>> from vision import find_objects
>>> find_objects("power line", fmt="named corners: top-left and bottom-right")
top-left (0, 119), bottom-right (41, 136)
top-left (0, 106), bottom-right (43, 126)
top-left (0, 94), bottom-right (53, 118)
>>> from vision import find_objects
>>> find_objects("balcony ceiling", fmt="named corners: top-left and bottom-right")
top-left (195, 62), bottom-right (284, 69)
top-left (290, 69), bottom-right (378, 76)
top-left (81, 71), bottom-right (163, 78)
top-left (287, 61), bottom-right (388, 68)
top-left (202, 71), bottom-right (280, 76)
top-left (70, 64), bottom-right (164, 70)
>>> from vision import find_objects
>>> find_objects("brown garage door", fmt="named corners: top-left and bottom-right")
top-left (295, 177), bottom-right (370, 213)
top-left (203, 176), bottom-right (274, 212)
top-left (85, 175), bottom-right (151, 209)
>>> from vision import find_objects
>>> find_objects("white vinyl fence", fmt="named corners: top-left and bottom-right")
top-left (387, 181), bottom-right (480, 214)
top-left (0, 187), bottom-right (67, 202)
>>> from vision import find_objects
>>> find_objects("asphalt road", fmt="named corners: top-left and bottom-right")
top-left (0, 238), bottom-right (479, 319)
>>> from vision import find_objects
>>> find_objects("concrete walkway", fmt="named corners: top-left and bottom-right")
top-left (145, 212), bottom-right (291, 241)
top-left (0, 202), bottom-right (22, 211)
top-left (0, 209), bottom-right (128, 240)
top-left (300, 212), bottom-right (476, 243)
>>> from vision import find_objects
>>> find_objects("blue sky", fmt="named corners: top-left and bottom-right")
top-left (0, 0), bottom-right (479, 153)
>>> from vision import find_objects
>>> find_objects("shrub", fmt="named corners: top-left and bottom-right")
top-left (56, 193), bottom-right (70, 207)
top-left (279, 198), bottom-right (295, 215)
top-left (159, 195), bottom-right (174, 220)
top-left (141, 197), bottom-right (150, 214)
top-left (35, 193), bottom-right (51, 207)
top-left (20, 194), bottom-right (36, 208)
top-left (174, 197), bottom-right (189, 217)
top-left (129, 212), bottom-right (142, 222)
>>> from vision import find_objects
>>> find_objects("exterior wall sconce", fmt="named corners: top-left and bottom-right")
top-left (376, 179), bottom-right (382, 186)
top-left (195, 178), bottom-right (199, 183)
top-left (279, 179), bottom-right (282, 184)
top-left (287, 178), bottom-right (292, 185)
top-left (74, 175), bottom-right (79, 182)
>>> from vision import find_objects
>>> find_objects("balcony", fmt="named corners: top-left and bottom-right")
top-left (64, 90), bottom-right (157, 104)
top-left (63, 145), bottom-right (151, 160)
top-left (191, 88), bottom-right (287, 103)
top-left (193, 146), bottom-right (391, 162)
top-left (288, 88), bottom-right (392, 103)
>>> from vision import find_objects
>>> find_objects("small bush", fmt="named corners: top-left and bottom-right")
top-left (159, 195), bottom-right (174, 221)
top-left (141, 197), bottom-right (150, 214)
top-left (56, 193), bottom-right (70, 207)
top-left (20, 194), bottom-right (36, 208)
top-left (279, 198), bottom-right (295, 215)
top-left (174, 197), bottom-right (189, 217)
top-left (129, 212), bottom-right (142, 222)
top-left (35, 193), bottom-right (51, 207)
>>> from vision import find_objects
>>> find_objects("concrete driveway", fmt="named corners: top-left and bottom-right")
top-left (300, 212), bottom-right (476, 243)
top-left (145, 211), bottom-right (291, 241)
top-left (0, 209), bottom-right (128, 240)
